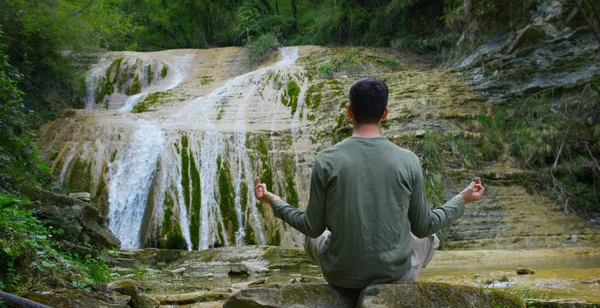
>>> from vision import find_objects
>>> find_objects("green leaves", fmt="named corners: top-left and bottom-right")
top-left (0, 193), bottom-right (28, 207)
top-left (0, 198), bottom-right (113, 293)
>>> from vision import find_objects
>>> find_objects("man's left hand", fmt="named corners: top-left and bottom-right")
top-left (255, 177), bottom-right (281, 205)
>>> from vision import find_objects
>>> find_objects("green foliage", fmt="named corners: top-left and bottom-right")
top-left (382, 59), bottom-right (399, 70)
top-left (491, 89), bottom-right (600, 214)
top-left (318, 63), bottom-right (333, 78)
top-left (246, 32), bottom-right (280, 63)
top-left (0, 194), bottom-right (111, 293)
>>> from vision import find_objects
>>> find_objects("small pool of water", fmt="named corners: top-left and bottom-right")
top-left (421, 248), bottom-right (600, 302)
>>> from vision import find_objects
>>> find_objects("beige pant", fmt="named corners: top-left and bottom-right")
top-left (304, 231), bottom-right (440, 283)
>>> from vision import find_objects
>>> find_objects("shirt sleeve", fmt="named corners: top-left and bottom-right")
top-left (270, 158), bottom-right (327, 238)
top-left (408, 158), bottom-right (465, 238)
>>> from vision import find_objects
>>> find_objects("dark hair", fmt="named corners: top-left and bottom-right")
top-left (349, 78), bottom-right (389, 124)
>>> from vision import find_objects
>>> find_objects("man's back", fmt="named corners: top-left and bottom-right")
top-left (317, 136), bottom-right (422, 288)
top-left (255, 77), bottom-right (483, 290)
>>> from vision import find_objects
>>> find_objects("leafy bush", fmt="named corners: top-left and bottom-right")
top-left (246, 32), bottom-right (280, 63)
top-left (0, 194), bottom-right (112, 293)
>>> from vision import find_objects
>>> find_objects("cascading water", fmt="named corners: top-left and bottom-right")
top-left (233, 74), bottom-right (267, 246)
top-left (49, 47), bottom-right (312, 250)
top-left (108, 120), bottom-right (164, 249)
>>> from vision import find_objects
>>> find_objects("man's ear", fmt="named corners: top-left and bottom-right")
top-left (347, 105), bottom-right (354, 120)
top-left (381, 107), bottom-right (389, 121)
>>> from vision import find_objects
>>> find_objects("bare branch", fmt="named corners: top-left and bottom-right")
top-left (585, 143), bottom-right (600, 174)
top-left (575, 0), bottom-right (600, 46)
top-left (552, 84), bottom-right (590, 169)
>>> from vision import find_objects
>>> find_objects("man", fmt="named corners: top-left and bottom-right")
top-left (255, 77), bottom-right (485, 290)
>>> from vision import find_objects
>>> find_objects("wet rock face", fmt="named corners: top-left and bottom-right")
top-left (224, 282), bottom-right (525, 308)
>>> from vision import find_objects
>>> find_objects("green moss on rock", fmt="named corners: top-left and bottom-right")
top-left (189, 148), bottom-right (201, 250)
top-left (217, 156), bottom-right (237, 242)
top-left (127, 74), bottom-right (142, 96)
top-left (147, 64), bottom-right (153, 84)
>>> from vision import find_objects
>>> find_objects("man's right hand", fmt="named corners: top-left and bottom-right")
top-left (459, 177), bottom-right (485, 203)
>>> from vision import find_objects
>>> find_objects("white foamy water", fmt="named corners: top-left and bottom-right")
top-left (108, 120), bottom-right (164, 249)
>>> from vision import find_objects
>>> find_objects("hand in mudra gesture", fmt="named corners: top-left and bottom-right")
top-left (255, 177), bottom-right (281, 205)
top-left (459, 177), bottom-right (485, 203)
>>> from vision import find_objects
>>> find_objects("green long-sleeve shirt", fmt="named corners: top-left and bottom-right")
top-left (271, 136), bottom-right (465, 289)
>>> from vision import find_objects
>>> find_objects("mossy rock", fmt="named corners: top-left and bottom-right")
top-left (108, 280), bottom-right (139, 296)
top-left (358, 282), bottom-right (525, 308)
top-left (225, 282), bottom-right (525, 308)
top-left (108, 280), bottom-right (160, 308)
top-left (224, 283), bottom-right (357, 308)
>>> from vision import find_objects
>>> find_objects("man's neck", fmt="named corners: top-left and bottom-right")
top-left (352, 123), bottom-right (382, 138)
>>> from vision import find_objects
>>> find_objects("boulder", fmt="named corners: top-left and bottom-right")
top-left (23, 186), bottom-right (120, 252)
top-left (108, 280), bottom-right (160, 308)
top-left (224, 283), bottom-right (357, 307)
top-left (224, 282), bottom-right (525, 308)
top-left (84, 219), bottom-right (120, 249)
top-left (229, 264), bottom-right (250, 276)
top-left (358, 283), bottom-right (524, 307)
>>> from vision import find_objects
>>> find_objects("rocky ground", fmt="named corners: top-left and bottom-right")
top-left (21, 245), bottom-right (600, 307)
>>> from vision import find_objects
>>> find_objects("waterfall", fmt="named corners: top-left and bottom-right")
top-left (166, 47), bottom-right (301, 249)
top-left (198, 130), bottom-right (223, 250)
top-left (234, 74), bottom-right (268, 246)
top-left (108, 120), bottom-right (164, 249)
top-left (64, 47), bottom-right (309, 250)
